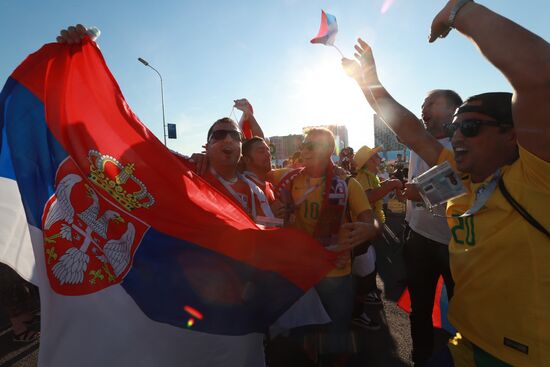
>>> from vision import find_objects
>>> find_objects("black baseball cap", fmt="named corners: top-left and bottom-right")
top-left (454, 92), bottom-right (513, 126)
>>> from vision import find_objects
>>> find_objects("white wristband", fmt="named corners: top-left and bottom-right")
top-left (85, 26), bottom-right (101, 41)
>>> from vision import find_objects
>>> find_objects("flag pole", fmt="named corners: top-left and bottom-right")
top-left (331, 44), bottom-right (345, 58)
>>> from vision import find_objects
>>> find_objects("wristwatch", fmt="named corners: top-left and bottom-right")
top-left (448, 0), bottom-right (474, 28)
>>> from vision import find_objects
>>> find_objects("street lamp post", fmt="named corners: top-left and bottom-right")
top-left (138, 57), bottom-right (167, 146)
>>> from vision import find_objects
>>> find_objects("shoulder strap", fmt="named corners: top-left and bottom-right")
top-left (498, 177), bottom-right (550, 239)
top-left (345, 176), bottom-right (353, 223)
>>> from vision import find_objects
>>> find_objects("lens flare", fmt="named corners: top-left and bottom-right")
top-left (183, 305), bottom-right (203, 328)
top-left (381, 0), bottom-right (395, 14)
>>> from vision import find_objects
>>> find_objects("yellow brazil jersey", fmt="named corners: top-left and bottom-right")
top-left (354, 169), bottom-right (386, 223)
top-left (438, 145), bottom-right (550, 367)
top-left (272, 169), bottom-right (372, 277)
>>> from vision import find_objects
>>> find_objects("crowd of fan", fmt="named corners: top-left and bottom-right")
top-left (2, 1), bottom-right (549, 366)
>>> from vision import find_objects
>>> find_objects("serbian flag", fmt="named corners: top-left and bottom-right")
top-left (310, 10), bottom-right (339, 46)
top-left (397, 276), bottom-right (456, 334)
top-left (0, 37), bottom-right (334, 366)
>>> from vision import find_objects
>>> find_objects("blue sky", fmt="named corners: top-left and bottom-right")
top-left (1, 1), bottom-right (549, 155)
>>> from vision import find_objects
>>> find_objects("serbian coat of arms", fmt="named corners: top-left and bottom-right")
top-left (42, 150), bottom-right (153, 295)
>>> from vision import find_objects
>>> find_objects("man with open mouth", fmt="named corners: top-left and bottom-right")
top-left (343, 1), bottom-right (550, 366)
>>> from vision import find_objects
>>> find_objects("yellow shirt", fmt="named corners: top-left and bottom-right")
top-left (355, 169), bottom-right (386, 223)
top-left (272, 169), bottom-right (372, 277)
top-left (438, 145), bottom-right (550, 367)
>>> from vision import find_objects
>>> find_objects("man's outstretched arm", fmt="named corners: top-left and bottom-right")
top-left (430, 0), bottom-right (550, 162)
top-left (343, 40), bottom-right (444, 167)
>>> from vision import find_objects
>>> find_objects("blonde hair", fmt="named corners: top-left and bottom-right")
top-left (305, 127), bottom-right (335, 154)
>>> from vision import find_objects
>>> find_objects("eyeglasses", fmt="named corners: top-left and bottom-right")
top-left (445, 119), bottom-right (504, 138)
top-left (208, 129), bottom-right (243, 142)
top-left (300, 141), bottom-right (328, 151)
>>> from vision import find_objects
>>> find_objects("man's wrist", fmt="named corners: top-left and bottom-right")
top-left (359, 79), bottom-right (381, 89)
top-left (361, 80), bottom-right (385, 98)
top-left (448, 0), bottom-right (474, 29)
top-left (451, 0), bottom-right (477, 31)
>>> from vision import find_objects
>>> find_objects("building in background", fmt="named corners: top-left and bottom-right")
top-left (373, 114), bottom-right (410, 162)
top-left (268, 134), bottom-right (304, 164)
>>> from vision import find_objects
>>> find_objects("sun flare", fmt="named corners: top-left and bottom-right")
top-left (288, 57), bottom-right (375, 148)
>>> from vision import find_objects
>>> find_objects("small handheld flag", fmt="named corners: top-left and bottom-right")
top-left (310, 10), bottom-right (344, 57)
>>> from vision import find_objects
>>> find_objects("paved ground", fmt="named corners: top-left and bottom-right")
top-left (0, 211), bottom-right (448, 366)
top-left (349, 211), bottom-right (412, 367)
top-left (0, 314), bottom-right (39, 367)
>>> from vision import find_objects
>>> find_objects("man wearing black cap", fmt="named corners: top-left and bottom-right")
top-left (344, 1), bottom-right (550, 366)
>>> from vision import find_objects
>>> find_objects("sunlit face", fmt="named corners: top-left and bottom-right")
top-left (366, 154), bottom-right (382, 173)
top-left (206, 121), bottom-right (242, 171)
top-left (300, 132), bottom-right (333, 172)
top-left (244, 140), bottom-right (272, 175)
top-left (421, 93), bottom-right (455, 136)
top-left (451, 111), bottom-right (516, 182)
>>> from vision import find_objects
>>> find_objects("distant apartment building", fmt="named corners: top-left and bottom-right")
top-left (373, 114), bottom-right (410, 162)
top-left (268, 134), bottom-right (304, 161)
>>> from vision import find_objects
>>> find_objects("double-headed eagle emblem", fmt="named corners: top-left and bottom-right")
top-left (42, 151), bottom-right (152, 293)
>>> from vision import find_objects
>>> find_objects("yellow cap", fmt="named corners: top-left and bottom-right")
top-left (353, 145), bottom-right (382, 169)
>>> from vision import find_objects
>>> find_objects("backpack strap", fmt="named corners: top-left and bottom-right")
top-left (498, 177), bottom-right (550, 239)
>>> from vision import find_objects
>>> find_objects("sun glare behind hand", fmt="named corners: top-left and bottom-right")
top-left (287, 57), bottom-right (375, 148)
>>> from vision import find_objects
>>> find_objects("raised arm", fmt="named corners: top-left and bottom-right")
top-left (234, 99), bottom-right (265, 139)
top-left (343, 40), bottom-right (444, 166)
top-left (430, 0), bottom-right (550, 161)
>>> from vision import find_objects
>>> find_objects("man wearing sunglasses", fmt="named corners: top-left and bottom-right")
top-left (198, 117), bottom-right (277, 223)
top-left (344, 1), bottom-right (549, 366)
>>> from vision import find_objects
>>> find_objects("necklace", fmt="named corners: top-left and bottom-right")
top-left (211, 167), bottom-right (238, 184)
top-left (217, 175), bottom-right (238, 185)
top-left (294, 175), bottom-right (324, 206)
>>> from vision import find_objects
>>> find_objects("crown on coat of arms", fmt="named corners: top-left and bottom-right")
top-left (87, 150), bottom-right (155, 211)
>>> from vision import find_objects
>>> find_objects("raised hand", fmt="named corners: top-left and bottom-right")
top-left (342, 38), bottom-right (381, 88)
top-left (429, 0), bottom-right (464, 42)
top-left (56, 24), bottom-right (88, 44)
top-left (233, 98), bottom-right (253, 116)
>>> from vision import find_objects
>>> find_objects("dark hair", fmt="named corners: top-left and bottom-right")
top-left (242, 136), bottom-right (266, 157)
top-left (429, 89), bottom-right (463, 109)
top-left (206, 117), bottom-right (239, 142)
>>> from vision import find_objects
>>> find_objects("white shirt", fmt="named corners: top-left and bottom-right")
top-left (405, 137), bottom-right (452, 245)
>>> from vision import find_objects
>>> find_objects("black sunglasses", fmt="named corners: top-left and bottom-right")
top-left (208, 129), bottom-right (243, 142)
top-left (445, 119), bottom-right (504, 138)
